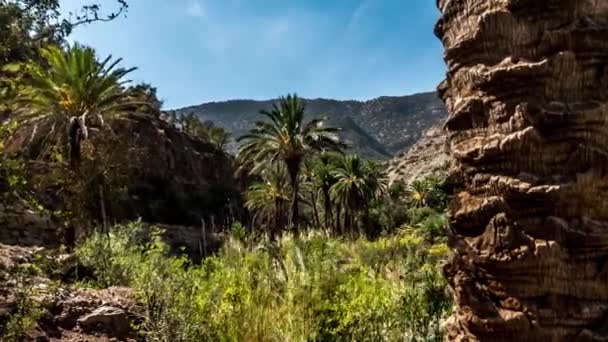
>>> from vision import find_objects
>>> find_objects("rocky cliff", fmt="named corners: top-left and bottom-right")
top-left (2, 113), bottom-right (242, 253)
top-left (436, 0), bottom-right (608, 340)
top-left (387, 124), bottom-right (451, 185)
top-left (171, 92), bottom-right (447, 159)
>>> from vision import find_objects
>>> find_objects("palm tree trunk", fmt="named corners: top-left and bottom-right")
top-left (436, 0), bottom-right (608, 339)
top-left (99, 184), bottom-right (108, 234)
top-left (335, 203), bottom-right (342, 236)
top-left (343, 207), bottom-right (349, 237)
top-left (272, 198), bottom-right (281, 240)
top-left (286, 160), bottom-right (301, 231)
top-left (322, 188), bottom-right (332, 231)
top-left (311, 192), bottom-right (321, 228)
top-left (68, 117), bottom-right (83, 169)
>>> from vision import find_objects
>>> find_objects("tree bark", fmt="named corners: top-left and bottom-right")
top-left (322, 187), bottom-right (332, 232)
top-left (99, 184), bottom-right (108, 234)
top-left (311, 191), bottom-right (321, 228)
top-left (286, 160), bottom-right (301, 231)
top-left (68, 117), bottom-right (83, 169)
top-left (335, 203), bottom-right (342, 236)
top-left (436, 0), bottom-right (608, 340)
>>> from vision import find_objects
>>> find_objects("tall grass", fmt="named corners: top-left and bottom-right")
top-left (76, 222), bottom-right (451, 341)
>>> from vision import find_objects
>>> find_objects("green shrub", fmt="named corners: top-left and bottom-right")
top-left (75, 220), bottom-right (151, 287)
top-left (414, 212), bottom-right (448, 244)
top-left (77, 223), bottom-right (452, 341)
top-left (1, 265), bottom-right (44, 342)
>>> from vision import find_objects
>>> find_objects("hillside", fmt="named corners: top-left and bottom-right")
top-left (387, 124), bottom-right (452, 185)
top-left (170, 92), bottom-right (447, 159)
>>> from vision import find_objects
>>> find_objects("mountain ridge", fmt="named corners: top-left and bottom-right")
top-left (170, 91), bottom-right (447, 159)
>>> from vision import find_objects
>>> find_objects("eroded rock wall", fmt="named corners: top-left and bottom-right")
top-left (436, 0), bottom-right (608, 340)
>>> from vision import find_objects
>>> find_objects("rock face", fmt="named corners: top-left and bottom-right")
top-left (436, 0), bottom-right (608, 340)
top-left (0, 192), bottom-right (57, 247)
top-left (4, 113), bottom-right (243, 228)
top-left (108, 113), bottom-right (243, 227)
top-left (387, 124), bottom-right (451, 185)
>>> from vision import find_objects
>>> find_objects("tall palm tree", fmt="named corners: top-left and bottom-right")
top-left (309, 152), bottom-right (341, 230)
top-left (13, 44), bottom-right (137, 168)
top-left (244, 164), bottom-right (290, 238)
top-left (330, 155), bottom-right (385, 235)
top-left (238, 94), bottom-right (344, 229)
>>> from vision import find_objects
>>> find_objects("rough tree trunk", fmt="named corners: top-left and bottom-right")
top-left (436, 0), bottom-right (608, 340)
top-left (68, 117), bottom-right (83, 169)
top-left (322, 188), bottom-right (332, 231)
top-left (287, 161), bottom-right (300, 230)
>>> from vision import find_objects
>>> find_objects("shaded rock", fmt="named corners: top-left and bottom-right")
top-left (0, 192), bottom-right (57, 247)
top-left (3, 112), bottom-right (243, 244)
top-left (55, 286), bottom-right (135, 331)
top-left (77, 306), bottom-right (129, 338)
top-left (107, 113), bottom-right (243, 226)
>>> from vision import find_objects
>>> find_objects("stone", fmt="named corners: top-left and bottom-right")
top-left (77, 306), bottom-right (129, 338)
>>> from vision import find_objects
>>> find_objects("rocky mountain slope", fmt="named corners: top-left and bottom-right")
top-left (171, 92), bottom-right (447, 159)
top-left (387, 124), bottom-right (451, 185)
top-left (436, 0), bottom-right (608, 340)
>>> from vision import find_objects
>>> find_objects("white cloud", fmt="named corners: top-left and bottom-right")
top-left (186, 0), bottom-right (205, 18)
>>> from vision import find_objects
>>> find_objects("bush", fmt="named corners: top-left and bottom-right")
top-left (75, 221), bottom-right (150, 287)
top-left (76, 223), bottom-right (452, 341)
top-left (1, 265), bottom-right (44, 342)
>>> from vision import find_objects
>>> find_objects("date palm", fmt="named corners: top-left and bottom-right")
top-left (244, 164), bottom-right (290, 238)
top-left (330, 155), bottom-right (385, 235)
top-left (238, 94), bottom-right (344, 229)
top-left (12, 44), bottom-right (137, 168)
top-left (309, 152), bottom-right (341, 231)
top-left (409, 179), bottom-right (430, 208)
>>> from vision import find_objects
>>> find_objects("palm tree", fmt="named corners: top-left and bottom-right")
top-left (408, 175), bottom-right (449, 209)
top-left (308, 152), bottom-right (341, 230)
top-left (409, 179), bottom-right (431, 208)
top-left (244, 164), bottom-right (290, 238)
top-left (13, 44), bottom-right (137, 169)
top-left (330, 155), bottom-right (385, 235)
top-left (238, 94), bottom-right (344, 229)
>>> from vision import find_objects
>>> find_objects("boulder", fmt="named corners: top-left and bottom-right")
top-left (77, 306), bottom-right (129, 338)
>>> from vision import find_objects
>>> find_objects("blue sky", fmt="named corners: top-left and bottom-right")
top-left (59, 0), bottom-right (445, 109)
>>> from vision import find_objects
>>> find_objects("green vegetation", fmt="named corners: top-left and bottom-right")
top-left (175, 112), bottom-right (232, 151)
top-left (76, 221), bottom-right (451, 341)
top-left (0, 265), bottom-right (44, 342)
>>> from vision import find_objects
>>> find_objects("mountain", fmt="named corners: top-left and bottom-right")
top-left (169, 91), bottom-right (447, 159)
